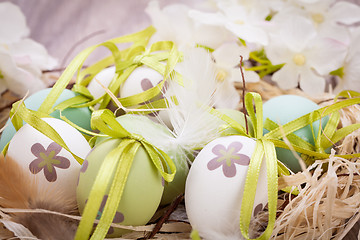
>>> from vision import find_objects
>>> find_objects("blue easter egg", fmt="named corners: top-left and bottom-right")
top-left (263, 95), bottom-right (328, 172)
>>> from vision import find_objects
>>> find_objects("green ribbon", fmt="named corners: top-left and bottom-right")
top-left (35, 26), bottom-right (156, 116)
top-left (74, 109), bottom-right (176, 240)
top-left (213, 91), bottom-right (360, 240)
top-left (238, 92), bottom-right (278, 240)
top-left (71, 40), bottom-right (182, 112)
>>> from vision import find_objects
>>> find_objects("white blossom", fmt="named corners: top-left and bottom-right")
top-left (0, 2), bottom-right (57, 96)
top-left (145, 0), bottom-right (234, 50)
top-left (189, 1), bottom-right (270, 46)
top-left (265, 15), bottom-right (347, 95)
top-left (334, 28), bottom-right (360, 93)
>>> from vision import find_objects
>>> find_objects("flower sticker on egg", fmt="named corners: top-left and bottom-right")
top-left (29, 142), bottom-right (70, 182)
top-left (207, 142), bottom-right (250, 178)
top-left (85, 195), bottom-right (125, 235)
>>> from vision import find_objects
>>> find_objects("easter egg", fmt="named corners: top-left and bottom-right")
top-left (217, 109), bottom-right (254, 137)
top-left (87, 66), bottom-right (116, 99)
top-left (185, 135), bottom-right (268, 239)
top-left (95, 114), bottom-right (189, 206)
top-left (0, 88), bottom-right (92, 151)
top-left (119, 66), bottom-right (171, 128)
top-left (77, 138), bottom-right (164, 237)
top-left (6, 118), bottom-right (91, 200)
top-left (160, 149), bottom-right (190, 206)
top-left (262, 95), bottom-right (328, 172)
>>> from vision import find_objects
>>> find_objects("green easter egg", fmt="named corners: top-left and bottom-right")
top-left (160, 149), bottom-right (190, 206)
top-left (217, 109), bottom-right (254, 137)
top-left (0, 88), bottom-right (92, 151)
top-left (95, 114), bottom-right (190, 206)
top-left (263, 95), bottom-right (328, 172)
top-left (77, 138), bottom-right (164, 237)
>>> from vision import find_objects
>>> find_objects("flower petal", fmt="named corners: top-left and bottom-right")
top-left (227, 141), bottom-right (243, 153)
top-left (53, 156), bottom-right (70, 169)
top-left (188, 10), bottom-right (227, 26)
top-left (213, 43), bottom-right (250, 67)
top-left (335, 54), bottom-right (360, 93)
top-left (271, 64), bottom-right (300, 90)
top-left (299, 68), bottom-right (325, 95)
top-left (244, 70), bottom-right (260, 83)
top-left (264, 40), bottom-right (293, 65)
top-left (225, 22), bottom-right (268, 46)
top-left (271, 13), bottom-right (316, 52)
top-left (214, 79), bottom-right (240, 109)
top-left (222, 161), bottom-right (237, 178)
top-left (46, 142), bottom-right (62, 156)
top-left (306, 37), bottom-right (347, 75)
top-left (43, 165), bottom-right (57, 182)
top-left (0, 2), bottom-right (29, 43)
top-left (212, 143), bottom-right (226, 156)
top-left (193, 25), bottom-right (234, 50)
top-left (80, 160), bottom-right (89, 173)
top-left (0, 50), bottom-right (46, 96)
top-left (31, 143), bottom-right (46, 158)
top-left (232, 154), bottom-right (250, 166)
top-left (29, 158), bottom-right (44, 174)
top-left (8, 39), bottom-right (58, 70)
top-left (328, 1), bottom-right (360, 25)
top-left (207, 158), bottom-right (223, 171)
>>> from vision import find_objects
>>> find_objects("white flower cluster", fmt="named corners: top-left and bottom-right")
top-left (146, 0), bottom-right (360, 96)
top-left (0, 2), bottom-right (57, 97)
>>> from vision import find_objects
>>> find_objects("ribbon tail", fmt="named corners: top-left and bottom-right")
top-left (91, 140), bottom-right (140, 239)
top-left (74, 139), bottom-right (133, 240)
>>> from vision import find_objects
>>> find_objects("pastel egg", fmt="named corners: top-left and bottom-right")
top-left (77, 138), bottom-right (164, 237)
top-left (160, 149), bottom-right (190, 206)
top-left (87, 66), bottom-right (116, 99)
top-left (185, 135), bottom-right (268, 239)
top-left (119, 66), bottom-right (171, 128)
top-left (0, 88), bottom-right (92, 151)
top-left (262, 95), bottom-right (328, 172)
top-left (95, 114), bottom-right (189, 206)
top-left (6, 118), bottom-right (91, 200)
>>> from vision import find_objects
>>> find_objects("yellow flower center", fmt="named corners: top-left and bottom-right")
top-left (235, 20), bottom-right (245, 25)
top-left (216, 69), bottom-right (228, 82)
top-left (312, 13), bottom-right (324, 24)
top-left (293, 54), bottom-right (306, 66)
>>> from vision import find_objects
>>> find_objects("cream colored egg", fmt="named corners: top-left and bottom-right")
top-left (87, 66), bottom-right (116, 99)
top-left (185, 135), bottom-right (268, 239)
top-left (6, 118), bottom-right (91, 200)
top-left (119, 66), bottom-right (171, 128)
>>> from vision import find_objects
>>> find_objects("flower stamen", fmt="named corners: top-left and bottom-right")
top-left (293, 54), bottom-right (306, 66)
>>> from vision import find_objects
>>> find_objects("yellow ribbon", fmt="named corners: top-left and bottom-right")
top-left (71, 40), bottom-right (182, 112)
top-left (210, 91), bottom-right (360, 240)
top-left (74, 109), bottom-right (176, 240)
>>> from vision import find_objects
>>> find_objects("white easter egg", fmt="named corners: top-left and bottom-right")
top-left (119, 65), bottom-right (171, 128)
top-left (185, 135), bottom-right (268, 239)
top-left (6, 118), bottom-right (91, 200)
top-left (87, 66), bottom-right (116, 99)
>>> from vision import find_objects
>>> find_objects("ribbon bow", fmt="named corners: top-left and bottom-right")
top-left (74, 109), bottom-right (176, 240)
top-left (71, 40), bottom-right (182, 111)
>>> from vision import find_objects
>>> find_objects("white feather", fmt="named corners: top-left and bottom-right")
top-left (159, 47), bottom-right (225, 156)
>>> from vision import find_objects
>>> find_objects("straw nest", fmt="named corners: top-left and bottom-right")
top-left (0, 78), bottom-right (359, 240)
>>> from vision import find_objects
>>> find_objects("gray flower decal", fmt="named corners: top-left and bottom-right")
top-left (95, 195), bottom-right (125, 235)
top-left (207, 142), bottom-right (250, 178)
top-left (29, 142), bottom-right (70, 182)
